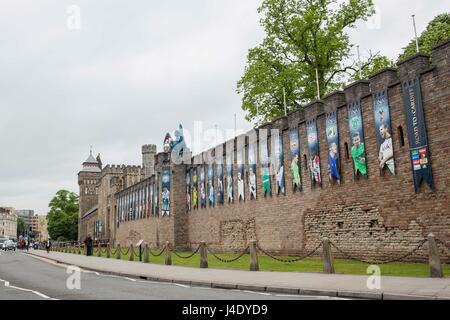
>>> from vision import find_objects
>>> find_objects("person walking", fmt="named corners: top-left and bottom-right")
top-left (45, 239), bottom-right (52, 253)
top-left (84, 234), bottom-right (93, 256)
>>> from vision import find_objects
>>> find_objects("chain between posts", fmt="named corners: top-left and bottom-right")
top-left (206, 246), bottom-right (249, 263)
top-left (120, 247), bottom-right (130, 256)
top-left (149, 245), bottom-right (167, 257)
top-left (256, 242), bottom-right (323, 263)
top-left (110, 248), bottom-right (117, 255)
top-left (172, 245), bottom-right (201, 259)
top-left (330, 239), bottom-right (428, 265)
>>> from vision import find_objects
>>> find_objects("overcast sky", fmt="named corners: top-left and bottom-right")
top-left (0, 0), bottom-right (448, 215)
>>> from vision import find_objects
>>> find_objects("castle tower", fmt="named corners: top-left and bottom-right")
top-left (142, 144), bottom-right (157, 179)
top-left (78, 148), bottom-right (102, 241)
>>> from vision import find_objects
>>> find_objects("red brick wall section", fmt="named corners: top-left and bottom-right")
top-left (115, 38), bottom-right (450, 262)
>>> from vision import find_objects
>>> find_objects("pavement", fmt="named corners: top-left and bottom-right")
top-left (25, 249), bottom-right (450, 300)
top-left (0, 250), bottom-right (339, 300)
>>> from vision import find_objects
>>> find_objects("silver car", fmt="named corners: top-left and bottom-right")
top-left (1, 240), bottom-right (16, 251)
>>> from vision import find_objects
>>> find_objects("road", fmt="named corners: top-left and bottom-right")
top-left (0, 250), bottom-right (343, 300)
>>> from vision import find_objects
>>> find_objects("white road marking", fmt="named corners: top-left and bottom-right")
top-left (0, 278), bottom-right (58, 300)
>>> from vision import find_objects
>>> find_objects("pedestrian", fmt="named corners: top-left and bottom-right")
top-left (45, 239), bottom-right (52, 253)
top-left (84, 234), bottom-right (93, 256)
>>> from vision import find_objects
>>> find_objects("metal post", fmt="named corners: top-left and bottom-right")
top-left (315, 68), bottom-right (320, 100)
top-left (412, 14), bottom-right (419, 53)
top-left (428, 233), bottom-right (443, 278)
top-left (249, 240), bottom-right (259, 271)
top-left (200, 241), bottom-right (208, 268)
top-left (322, 238), bottom-right (335, 274)
top-left (106, 243), bottom-right (111, 258)
top-left (139, 244), bottom-right (142, 262)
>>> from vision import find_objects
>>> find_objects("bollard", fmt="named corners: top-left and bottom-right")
top-left (322, 238), bottom-right (335, 274)
top-left (97, 243), bottom-right (102, 257)
top-left (144, 243), bottom-right (149, 263)
top-left (249, 240), bottom-right (259, 271)
top-left (200, 241), bottom-right (208, 268)
top-left (106, 243), bottom-right (111, 258)
top-left (129, 243), bottom-right (134, 261)
top-left (116, 244), bottom-right (121, 259)
top-left (428, 233), bottom-right (443, 278)
top-left (165, 241), bottom-right (172, 265)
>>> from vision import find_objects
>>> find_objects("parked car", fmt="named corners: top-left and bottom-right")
top-left (0, 239), bottom-right (6, 250)
top-left (3, 240), bottom-right (16, 251)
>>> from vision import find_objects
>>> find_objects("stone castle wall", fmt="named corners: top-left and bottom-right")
top-left (107, 39), bottom-right (450, 261)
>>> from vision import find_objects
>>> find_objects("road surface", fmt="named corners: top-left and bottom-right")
top-left (0, 250), bottom-right (343, 300)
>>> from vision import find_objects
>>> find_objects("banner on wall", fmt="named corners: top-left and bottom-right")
top-left (200, 165), bottom-right (206, 208)
top-left (237, 148), bottom-right (245, 201)
top-left (192, 168), bottom-right (198, 210)
top-left (161, 168), bottom-right (170, 216)
top-left (217, 161), bottom-right (224, 205)
top-left (208, 164), bottom-right (215, 207)
top-left (273, 131), bottom-right (285, 195)
top-left (248, 141), bottom-right (257, 199)
top-left (289, 127), bottom-right (302, 192)
top-left (186, 171), bottom-right (191, 212)
top-left (348, 102), bottom-right (368, 179)
top-left (306, 119), bottom-right (322, 187)
top-left (260, 132), bottom-right (271, 196)
top-left (373, 90), bottom-right (395, 176)
top-left (401, 78), bottom-right (434, 192)
top-left (226, 151), bottom-right (233, 203)
top-left (325, 111), bottom-right (341, 184)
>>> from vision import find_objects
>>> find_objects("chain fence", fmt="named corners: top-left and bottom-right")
top-left (256, 242), bottom-right (323, 263)
top-left (120, 247), bottom-right (130, 256)
top-left (173, 245), bottom-right (201, 259)
top-left (206, 246), bottom-right (249, 263)
top-left (329, 239), bottom-right (428, 265)
top-left (149, 245), bottom-right (166, 257)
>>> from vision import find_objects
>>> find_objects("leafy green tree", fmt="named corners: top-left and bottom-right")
top-left (237, 0), bottom-right (375, 124)
top-left (351, 55), bottom-right (395, 81)
top-left (47, 190), bottom-right (79, 241)
top-left (399, 13), bottom-right (450, 61)
top-left (17, 217), bottom-right (25, 237)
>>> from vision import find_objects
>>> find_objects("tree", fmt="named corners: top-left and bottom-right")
top-left (237, 0), bottom-right (376, 124)
top-left (351, 55), bottom-right (395, 81)
top-left (399, 13), bottom-right (450, 61)
top-left (47, 190), bottom-right (79, 241)
top-left (17, 217), bottom-right (25, 237)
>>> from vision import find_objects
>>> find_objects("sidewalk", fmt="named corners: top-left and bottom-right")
top-left (27, 250), bottom-right (450, 300)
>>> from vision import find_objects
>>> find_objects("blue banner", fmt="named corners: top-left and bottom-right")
top-left (192, 168), bottom-right (198, 210)
top-left (237, 148), bottom-right (245, 201)
top-left (259, 133), bottom-right (271, 196)
top-left (273, 131), bottom-right (285, 195)
top-left (186, 170), bottom-right (191, 212)
top-left (325, 112), bottom-right (341, 184)
top-left (306, 119), bottom-right (322, 187)
top-left (208, 164), bottom-right (215, 207)
top-left (248, 141), bottom-right (257, 199)
top-left (226, 151), bottom-right (233, 203)
top-left (401, 78), bottom-right (434, 192)
top-left (200, 165), bottom-right (206, 208)
top-left (347, 102), bottom-right (367, 179)
top-left (289, 127), bottom-right (301, 192)
top-left (373, 90), bottom-right (395, 176)
top-left (217, 162), bottom-right (224, 205)
top-left (161, 168), bottom-right (170, 216)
